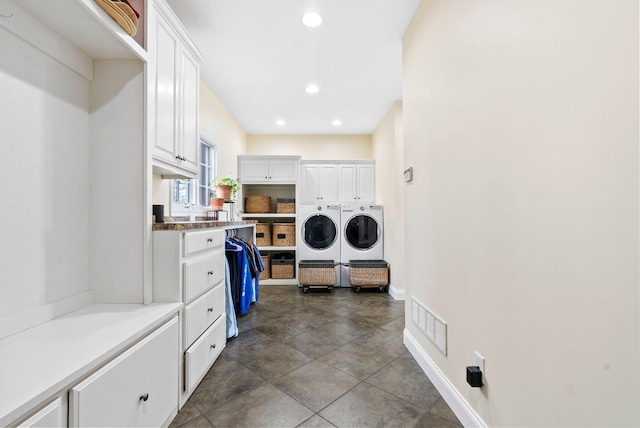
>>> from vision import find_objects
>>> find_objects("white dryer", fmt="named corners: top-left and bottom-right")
top-left (340, 205), bottom-right (384, 287)
top-left (297, 204), bottom-right (341, 286)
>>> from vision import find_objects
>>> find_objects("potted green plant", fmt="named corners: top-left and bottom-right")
top-left (210, 176), bottom-right (240, 203)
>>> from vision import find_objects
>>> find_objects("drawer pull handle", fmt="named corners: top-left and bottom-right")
top-left (208, 271), bottom-right (214, 275)
top-left (208, 307), bottom-right (213, 312)
top-left (210, 344), bottom-right (216, 349)
top-left (207, 238), bottom-right (213, 242)
top-left (140, 393), bottom-right (149, 402)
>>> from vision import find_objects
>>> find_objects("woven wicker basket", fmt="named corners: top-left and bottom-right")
top-left (272, 223), bottom-right (295, 246)
top-left (259, 253), bottom-right (271, 280)
top-left (255, 223), bottom-right (271, 246)
top-left (299, 261), bottom-right (336, 286)
top-left (245, 195), bottom-right (271, 213)
top-left (349, 260), bottom-right (389, 286)
top-left (276, 199), bottom-right (295, 214)
top-left (271, 256), bottom-right (294, 279)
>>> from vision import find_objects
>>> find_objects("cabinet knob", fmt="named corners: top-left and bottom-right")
top-left (140, 393), bottom-right (149, 402)
top-left (208, 271), bottom-right (214, 275)
top-left (207, 238), bottom-right (213, 242)
top-left (208, 307), bottom-right (213, 312)
top-left (210, 344), bottom-right (216, 349)
top-left (264, 176), bottom-right (268, 179)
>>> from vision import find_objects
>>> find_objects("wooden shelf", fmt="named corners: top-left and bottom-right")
top-left (242, 213), bottom-right (295, 219)
top-left (259, 246), bottom-right (296, 252)
top-left (17, 0), bottom-right (148, 62)
top-left (260, 279), bottom-right (298, 286)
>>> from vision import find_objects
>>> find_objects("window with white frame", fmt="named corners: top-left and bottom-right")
top-left (171, 134), bottom-right (217, 215)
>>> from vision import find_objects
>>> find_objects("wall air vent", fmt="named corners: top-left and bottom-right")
top-left (411, 297), bottom-right (447, 355)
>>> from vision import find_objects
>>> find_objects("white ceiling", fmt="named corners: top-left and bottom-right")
top-left (165, 0), bottom-right (420, 135)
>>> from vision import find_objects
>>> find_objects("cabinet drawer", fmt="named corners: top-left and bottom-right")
top-left (19, 398), bottom-right (63, 427)
top-left (69, 317), bottom-right (179, 428)
top-left (184, 229), bottom-right (224, 257)
top-left (183, 249), bottom-right (224, 303)
top-left (184, 315), bottom-right (225, 394)
top-left (183, 281), bottom-right (225, 348)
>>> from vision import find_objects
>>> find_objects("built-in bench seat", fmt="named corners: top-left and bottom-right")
top-left (0, 302), bottom-right (182, 426)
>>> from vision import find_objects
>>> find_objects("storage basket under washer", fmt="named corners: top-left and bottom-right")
top-left (349, 260), bottom-right (389, 292)
top-left (299, 260), bottom-right (336, 293)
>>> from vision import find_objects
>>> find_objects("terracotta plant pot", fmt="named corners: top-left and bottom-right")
top-left (210, 197), bottom-right (224, 211)
top-left (216, 184), bottom-right (232, 202)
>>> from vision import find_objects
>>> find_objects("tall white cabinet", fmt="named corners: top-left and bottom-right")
top-left (150, 0), bottom-right (203, 179)
top-left (0, 0), bottom-right (199, 426)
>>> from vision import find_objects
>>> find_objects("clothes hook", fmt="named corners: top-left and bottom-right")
top-left (0, 13), bottom-right (14, 18)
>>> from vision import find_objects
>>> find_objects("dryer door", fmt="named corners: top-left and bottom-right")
top-left (303, 214), bottom-right (338, 250)
top-left (344, 214), bottom-right (379, 250)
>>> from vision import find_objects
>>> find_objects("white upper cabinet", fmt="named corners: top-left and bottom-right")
top-left (338, 163), bottom-right (375, 204)
top-left (151, 0), bottom-right (202, 179)
top-left (238, 156), bottom-right (299, 183)
top-left (300, 163), bottom-right (339, 204)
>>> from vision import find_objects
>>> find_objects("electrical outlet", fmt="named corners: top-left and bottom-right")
top-left (474, 351), bottom-right (485, 375)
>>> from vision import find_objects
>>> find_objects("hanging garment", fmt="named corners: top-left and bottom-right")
top-left (225, 239), bottom-right (253, 315)
top-left (224, 257), bottom-right (238, 338)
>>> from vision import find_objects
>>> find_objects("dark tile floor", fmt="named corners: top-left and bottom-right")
top-left (170, 286), bottom-right (462, 428)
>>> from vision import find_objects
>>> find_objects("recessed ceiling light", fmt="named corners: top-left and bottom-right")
top-left (301, 12), bottom-right (323, 28)
top-left (305, 84), bottom-right (319, 94)
top-left (275, 119), bottom-right (286, 126)
top-left (332, 119), bottom-right (342, 126)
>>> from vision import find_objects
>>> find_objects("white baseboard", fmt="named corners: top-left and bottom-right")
top-left (0, 291), bottom-right (93, 340)
top-left (403, 329), bottom-right (486, 428)
top-left (388, 283), bottom-right (405, 300)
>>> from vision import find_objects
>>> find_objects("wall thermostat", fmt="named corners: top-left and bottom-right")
top-left (404, 167), bottom-right (413, 182)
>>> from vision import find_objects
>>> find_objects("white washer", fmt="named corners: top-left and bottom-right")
top-left (340, 205), bottom-right (384, 287)
top-left (297, 204), bottom-right (341, 286)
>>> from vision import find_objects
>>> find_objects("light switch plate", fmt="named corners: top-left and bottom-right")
top-left (403, 167), bottom-right (413, 182)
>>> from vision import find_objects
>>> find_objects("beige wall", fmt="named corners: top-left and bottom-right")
top-left (152, 80), bottom-right (247, 209)
top-left (373, 101), bottom-right (405, 292)
top-left (200, 81), bottom-right (247, 177)
top-left (403, 1), bottom-right (638, 426)
top-left (247, 134), bottom-right (372, 160)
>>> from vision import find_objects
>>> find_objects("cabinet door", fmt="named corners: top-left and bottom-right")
top-left (239, 159), bottom-right (269, 182)
top-left (357, 164), bottom-right (375, 203)
top-left (152, 14), bottom-right (179, 166)
top-left (338, 164), bottom-right (357, 203)
top-left (300, 164), bottom-right (320, 203)
top-left (69, 318), bottom-right (179, 428)
top-left (319, 164), bottom-right (338, 203)
top-left (268, 160), bottom-right (298, 182)
top-left (179, 47), bottom-right (199, 174)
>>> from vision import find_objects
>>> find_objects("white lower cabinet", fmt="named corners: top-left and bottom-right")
top-left (19, 398), bottom-right (63, 427)
top-left (153, 228), bottom-right (227, 408)
top-left (184, 315), bottom-right (226, 394)
top-left (68, 317), bottom-right (179, 427)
